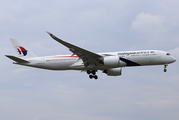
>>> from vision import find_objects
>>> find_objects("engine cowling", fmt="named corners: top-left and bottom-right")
top-left (103, 68), bottom-right (122, 76)
top-left (103, 56), bottom-right (120, 67)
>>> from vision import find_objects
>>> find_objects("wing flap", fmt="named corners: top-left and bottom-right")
top-left (5, 55), bottom-right (29, 63)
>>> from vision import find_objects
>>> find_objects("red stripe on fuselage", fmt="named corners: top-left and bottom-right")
top-left (48, 56), bottom-right (79, 58)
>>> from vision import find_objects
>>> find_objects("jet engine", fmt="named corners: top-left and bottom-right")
top-left (103, 68), bottom-right (122, 76)
top-left (103, 56), bottom-right (120, 67)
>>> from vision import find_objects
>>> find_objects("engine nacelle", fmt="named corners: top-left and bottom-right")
top-left (103, 56), bottom-right (120, 67)
top-left (103, 68), bottom-right (122, 76)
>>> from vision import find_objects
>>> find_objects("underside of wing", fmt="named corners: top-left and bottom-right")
top-left (47, 32), bottom-right (103, 68)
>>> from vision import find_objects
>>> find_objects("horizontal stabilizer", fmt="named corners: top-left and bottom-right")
top-left (5, 55), bottom-right (29, 63)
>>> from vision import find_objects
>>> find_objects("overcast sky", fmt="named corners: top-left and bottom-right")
top-left (1, 0), bottom-right (179, 120)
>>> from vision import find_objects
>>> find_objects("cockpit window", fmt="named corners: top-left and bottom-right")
top-left (166, 53), bottom-right (170, 55)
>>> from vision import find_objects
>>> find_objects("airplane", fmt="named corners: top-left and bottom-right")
top-left (5, 32), bottom-right (176, 79)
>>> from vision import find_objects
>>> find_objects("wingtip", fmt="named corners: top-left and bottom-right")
top-left (46, 31), bottom-right (59, 40)
top-left (46, 31), bottom-right (52, 36)
top-left (46, 31), bottom-right (57, 39)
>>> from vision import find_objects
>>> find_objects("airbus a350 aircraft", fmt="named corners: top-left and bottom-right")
top-left (6, 32), bottom-right (176, 79)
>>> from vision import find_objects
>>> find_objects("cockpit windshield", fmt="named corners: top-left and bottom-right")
top-left (166, 53), bottom-right (170, 55)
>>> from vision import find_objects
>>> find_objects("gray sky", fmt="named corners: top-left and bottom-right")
top-left (1, 0), bottom-right (179, 120)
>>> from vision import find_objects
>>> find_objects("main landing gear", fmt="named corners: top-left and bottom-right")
top-left (87, 70), bottom-right (98, 79)
top-left (164, 64), bottom-right (168, 72)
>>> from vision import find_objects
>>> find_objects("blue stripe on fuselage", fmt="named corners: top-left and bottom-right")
top-left (120, 57), bottom-right (141, 66)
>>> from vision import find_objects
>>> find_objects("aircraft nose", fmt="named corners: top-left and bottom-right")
top-left (171, 56), bottom-right (176, 63)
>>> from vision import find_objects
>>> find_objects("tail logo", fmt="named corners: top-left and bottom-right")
top-left (16, 46), bottom-right (27, 56)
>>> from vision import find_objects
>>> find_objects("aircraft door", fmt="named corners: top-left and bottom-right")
top-left (156, 51), bottom-right (161, 58)
top-left (41, 58), bottom-right (46, 64)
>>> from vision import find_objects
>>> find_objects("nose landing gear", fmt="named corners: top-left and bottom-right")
top-left (87, 70), bottom-right (98, 79)
top-left (164, 65), bottom-right (168, 72)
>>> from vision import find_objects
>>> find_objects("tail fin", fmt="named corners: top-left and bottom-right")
top-left (10, 38), bottom-right (37, 59)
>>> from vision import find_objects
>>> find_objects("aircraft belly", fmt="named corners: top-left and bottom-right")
top-left (45, 62), bottom-right (61, 70)
top-left (69, 61), bottom-right (85, 69)
top-left (60, 61), bottom-right (75, 69)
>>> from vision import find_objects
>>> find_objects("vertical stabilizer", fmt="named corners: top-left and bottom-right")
top-left (10, 38), bottom-right (37, 59)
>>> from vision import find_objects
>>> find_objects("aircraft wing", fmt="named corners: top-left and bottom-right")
top-left (47, 32), bottom-right (103, 68)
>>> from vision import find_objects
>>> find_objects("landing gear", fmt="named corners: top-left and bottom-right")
top-left (87, 70), bottom-right (98, 79)
top-left (87, 70), bottom-right (96, 75)
top-left (89, 75), bottom-right (98, 79)
top-left (164, 65), bottom-right (168, 72)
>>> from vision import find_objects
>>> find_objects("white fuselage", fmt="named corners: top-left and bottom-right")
top-left (15, 50), bottom-right (176, 71)
top-left (7, 32), bottom-right (176, 79)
